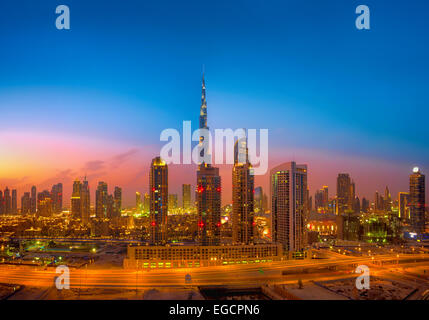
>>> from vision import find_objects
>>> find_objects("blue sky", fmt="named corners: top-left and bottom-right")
top-left (0, 0), bottom-right (428, 204)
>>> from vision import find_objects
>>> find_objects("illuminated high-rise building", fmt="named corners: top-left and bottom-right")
top-left (136, 192), bottom-right (142, 211)
top-left (113, 186), bottom-right (122, 218)
top-left (182, 184), bottom-right (191, 210)
top-left (398, 192), bottom-right (410, 220)
top-left (11, 189), bottom-right (17, 215)
top-left (51, 183), bottom-right (63, 213)
top-left (384, 186), bottom-right (392, 212)
top-left (232, 137), bottom-right (254, 245)
top-left (143, 192), bottom-right (150, 213)
top-left (95, 182), bottom-right (108, 218)
top-left (271, 162), bottom-right (308, 253)
top-left (30, 186), bottom-right (37, 214)
top-left (3, 187), bottom-right (11, 215)
top-left (81, 178), bottom-right (90, 223)
top-left (21, 192), bottom-right (31, 215)
top-left (314, 190), bottom-right (323, 210)
top-left (198, 71), bottom-right (208, 161)
top-left (37, 190), bottom-right (52, 217)
top-left (149, 156), bottom-right (168, 245)
top-left (254, 186), bottom-right (264, 214)
top-left (409, 167), bottom-right (425, 236)
top-left (71, 179), bottom-right (82, 219)
top-left (336, 173), bottom-right (352, 214)
top-left (168, 194), bottom-right (178, 212)
top-left (322, 186), bottom-right (329, 209)
top-left (0, 191), bottom-right (3, 215)
top-left (197, 163), bottom-right (221, 246)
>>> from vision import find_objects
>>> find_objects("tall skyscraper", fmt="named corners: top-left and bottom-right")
top-left (0, 191), bottom-right (3, 215)
top-left (195, 73), bottom-right (221, 246)
top-left (198, 71), bottom-right (208, 161)
top-left (71, 179), bottom-right (82, 219)
top-left (51, 183), bottom-right (63, 213)
top-left (398, 192), bottom-right (410, 220)
top-left (322, 186), bottom-right (329, 209)
top-left (271, 162), bottom-right (308, 253)
top-left (336, 173), bottom-right (352, 215)
top-left (81, 178), bottom-right (90, 223)
top-left (314, 190), bottom-right (323, 210)
top-left (254, 186), bottom-right (264, 214)
top-left (384, 186), bottom-right (392, 212)
top-left (136, 191), bottom-right (142, 211)
top-left (21, 192), bottom-right (31, 215)
top-left (168, 194), bottom-right (178, 212)
top-left (197, 163), bottom-right (221, 246)
top-left (150, 156), bottom-right (168, 245)
top-left (95, 182), bottom-right (108, 218)
top-left (113, 186), bottom-right (122, 218)
top-left (3, 187), bottom-right (11, 215)
top-left (11, 189), bottom-right (17, 215)
top-left (182, 184), bottom-right (191, 210)
top-left (409, 167), bottom-right (425, 236)
top-left (232, 137), bottom-right (254, 245)
top-left (143, 193), bottom-right (150, 213)
top-left (30, 186), bottom-right (37, 214)
top-left (37, 190), bottom-right (52, 217)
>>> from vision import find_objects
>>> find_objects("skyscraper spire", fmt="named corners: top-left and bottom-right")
top-left (200, 69), bottom-right (207, 130)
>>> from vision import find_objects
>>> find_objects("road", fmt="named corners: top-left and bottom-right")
top-left (0, 253), bottom-right (428, 289)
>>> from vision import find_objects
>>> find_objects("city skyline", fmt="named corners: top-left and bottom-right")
top-left (1, 1), bottom-right (429, 207)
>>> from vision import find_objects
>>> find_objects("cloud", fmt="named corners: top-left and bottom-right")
top-left (82, 160), bottom-right (105, 172)
top-left (110, 148), bottom-right (140, 169)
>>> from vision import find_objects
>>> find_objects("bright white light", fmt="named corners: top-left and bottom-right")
top-left (413, 167), bottom-right (419, 173)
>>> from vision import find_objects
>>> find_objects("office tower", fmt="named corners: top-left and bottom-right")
top-left (21, 192), bottom-right (31, 214)
top-left (136, 192), bottom-right (142, 211)
top-left (384, 186), bottom-right (392, 212)
top-left (322, 186), bottom-right (329, 209)
top-left (51, 183), bottom-right (63, 213)
top-left (113, 186), bottom-right (122, 217)
top-left (71, 179), bottom-right (82, 219)
top-left (197, 163), bottom-right (221, 246)
top-left (168, 194), bottom-right (178, 212)
top-left (143, 193), bottom-right (150, 213)
top-left (315, 190), bottom-right (323, 210)
top-left (81, 178), bottom-right (90, 223)
top-left (254, 186), bottom-right (264, 214)
top-left (336, 174), bottom-right (352, 214)
top-left (409, 167), bottom-right (425, 235)
top-left (0, 191), bottom-right (3, 215)
top-left (95, 182), bottom-right (108, 218)
top-left (271, 162), bottom-right (308, 253)
top-left (3, 187), bottom-right (11, 215)
top-left (398, 192), bottom-right (410, 220)
top-left (149, 156), bottom-right (168, 245)
top-left (37, 190), bottom-right (52, 217)
top-left (354, 197), bottom-right (361, 213)
top-left (107, 194), bottom-right (115, 218)
top-left (182, 184), bottom-right (191, 210)
top-left (11, 189), bottom-right (17, 214)
top-left (361, 197), bottom-right (369, 213)
top-left (30, 186), bottom-right (37, 214)
top-left (349, 181), bottom-right (356, 210)
top-left (232, 137), bottom-right (254, 244)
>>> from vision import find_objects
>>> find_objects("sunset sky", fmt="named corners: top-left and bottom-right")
top-left (1, 0), bottom-right (428, 206)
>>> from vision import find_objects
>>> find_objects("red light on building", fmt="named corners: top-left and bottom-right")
top-left (198, 186), bottom-right (205, 193)
top-left (198, 221), bottom-right (205, 228)
top-left (151, 221), bottom-right (156, 226)
top-left (216, 187), bottom-right (221, 192)
top-left (216, 222), bottom-right (221, 227)
top-left (152, 187), bottom-right (156, 192)
top-left (252, 221), bottom-right (256, 226)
